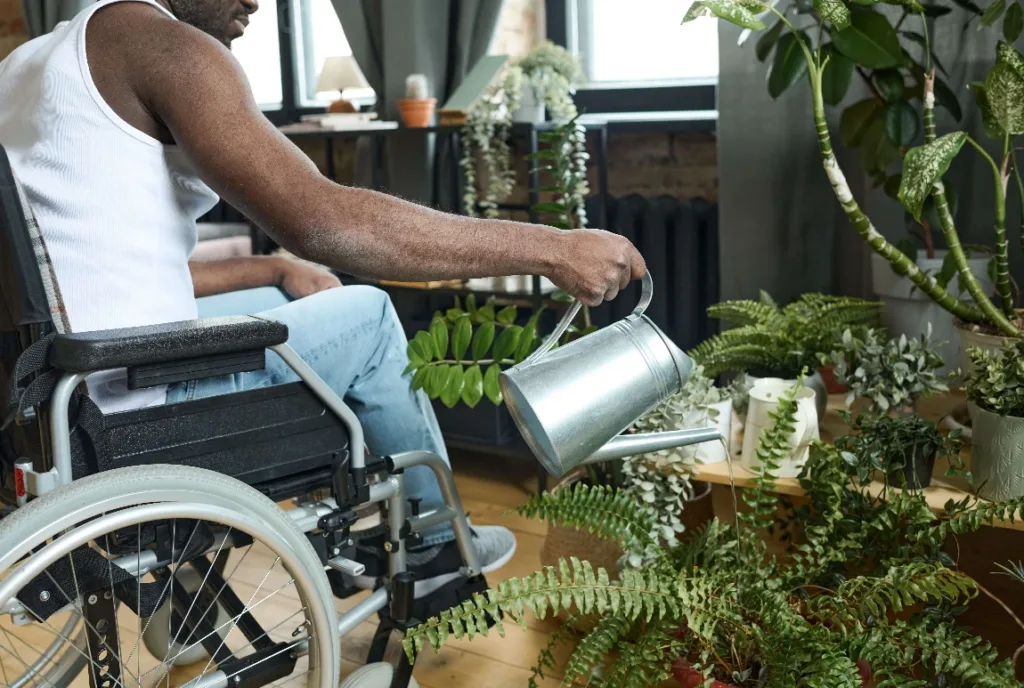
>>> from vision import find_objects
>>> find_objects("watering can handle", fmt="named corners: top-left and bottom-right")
top-left (521, 272), bottom-right (654, 366)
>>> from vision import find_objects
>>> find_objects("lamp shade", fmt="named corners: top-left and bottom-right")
top-left (315, 55), bottom-right (370, 94)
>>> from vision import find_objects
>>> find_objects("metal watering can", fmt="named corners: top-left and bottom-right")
top-left (499, 272), bottom-right (722, 477)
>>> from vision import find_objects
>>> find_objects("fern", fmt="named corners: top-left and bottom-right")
top-left (560, 614), bottom-right (634, 685)
top-left (528, 614), bottom-right (581, 688)
top-left (590, 620), bottom-right (679, 688)
top-left (515, 482), bottom-right (660, 556)
top-left (403, 557), bottom-right (679, 658)
top-left (692, 293), bottom-right (881, 377)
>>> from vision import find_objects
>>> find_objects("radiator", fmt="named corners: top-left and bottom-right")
top-left (586, 194), bottom-right (720, 352)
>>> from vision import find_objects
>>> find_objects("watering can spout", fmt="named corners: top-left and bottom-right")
top-left (583, 428), bottom-right (724, 464)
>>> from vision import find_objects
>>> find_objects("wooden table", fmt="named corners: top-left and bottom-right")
top-left (691, 391), bottom-right (1024, 532)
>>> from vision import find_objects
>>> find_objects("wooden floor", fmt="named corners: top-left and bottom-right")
top-left (0, 452), bottom-right (566, 688)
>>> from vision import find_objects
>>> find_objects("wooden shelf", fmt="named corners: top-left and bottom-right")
top-left (691, 391), bottom-right (1024, 532)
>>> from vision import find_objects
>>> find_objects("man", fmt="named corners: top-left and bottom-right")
top-left (0, 0), bottom-right (647, 593)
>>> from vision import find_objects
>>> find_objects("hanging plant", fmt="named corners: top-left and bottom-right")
top-left (460, 42), bottom-right (586, 217)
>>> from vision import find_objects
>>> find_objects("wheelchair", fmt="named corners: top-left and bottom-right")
top-left (0, 145), bottom-right (492, 688)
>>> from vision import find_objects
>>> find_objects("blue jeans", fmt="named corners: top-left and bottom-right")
top-left (167, 286), bottom-right (454, 546)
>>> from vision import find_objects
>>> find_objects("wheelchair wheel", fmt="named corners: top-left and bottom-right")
top-left (0, 465), bottom-right (340, 688)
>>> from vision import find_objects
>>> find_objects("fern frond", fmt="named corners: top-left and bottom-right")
top-left (560, 614), bottom-right (633, 685)
top-left (404, 557), bottom-right (680, 659)
top-left (590, 620), bottom-right (679, 688)
top-left (852, 619), bottom-right (1018, 687)
top-left (515, 482), bottom-right (660, 555)
top-left (741, 382), bottom-right (800, 533)
top-left (528, 614), bottom-right (580, 688)
top-left (707, 299), bottom-right (779, 327)
top-left (810, 564), bottom-right (978, 628)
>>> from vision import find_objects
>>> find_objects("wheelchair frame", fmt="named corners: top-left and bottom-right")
top-left (2, 340), bottom-right (483, 688)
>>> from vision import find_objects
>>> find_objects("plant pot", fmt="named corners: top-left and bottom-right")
top-left (671, 660), bottom-right (737, 688)
top-left (540, 471), bottom-right (622, 575)
top-left (743, 370), bottom-right (828, 427)
top-left (680, 481), bottom-right (715, 532)
top-left (512, 88), bottom-right (545, 123)
top-left (818, 365), bottom-right (846, 394)
top-left (871, 251), bottom-right (994, 376)
top-left (396, 97), bottom-right (436, 128)
top-left (954, 314), bottom-right (1021, 426)
top-left (884, 445), bottom-right (937, 490)
top-left (740, 379), bottom-right (819, 478)
top-left (969, 402), bottom-right (1024, 501)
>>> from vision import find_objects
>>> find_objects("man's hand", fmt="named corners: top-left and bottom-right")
top-left (549, 230), bottom-right (647, 307)
top-left (278, 259), bottom-right (342, 299)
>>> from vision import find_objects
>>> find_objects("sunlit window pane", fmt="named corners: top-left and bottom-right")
top-left (579, 0), bottom-right (718, 84)
top-left (231, 0), bottom-right (283, 108)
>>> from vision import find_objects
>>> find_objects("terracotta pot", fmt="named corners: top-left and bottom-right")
top-left (680, 481), bottom-right (714, 533)
top-left (818, 365), bottom-right (846, 394)
top-left (396, 98), bottom-right (436, 128)
top-left (671, 660), bottom-right (738, 688)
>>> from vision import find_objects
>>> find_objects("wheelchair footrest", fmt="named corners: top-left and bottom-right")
top-left (411, 574), bottom-right (498, 628)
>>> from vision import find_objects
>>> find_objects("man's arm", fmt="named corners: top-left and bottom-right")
top-left (189, 256), bottom-right (341, 299)
top-left (99, 6), bottom-right (645, 306)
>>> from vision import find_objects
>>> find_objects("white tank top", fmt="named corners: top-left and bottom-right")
top-left (0, 0), bottom-right (220, 413)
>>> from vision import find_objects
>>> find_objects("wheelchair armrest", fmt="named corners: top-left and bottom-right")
top-left (50, 316), bottom-right (289, 373)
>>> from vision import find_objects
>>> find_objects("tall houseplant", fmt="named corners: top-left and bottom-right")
top-left (404, 385), bottom-right (1024, 686)
top-left (685, 0), bottom-right (1023, 354)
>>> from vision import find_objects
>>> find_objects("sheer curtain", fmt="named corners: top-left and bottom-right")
top-left (21, 0), bottom-right (92, 37)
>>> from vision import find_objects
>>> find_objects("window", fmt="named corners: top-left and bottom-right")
top-left (231, 0), bottom-right (283, 109)
top-left (292, 0), bottom-right (375, 108)
top-left (573, 0), bottom-right (718, 85)
top-left (230, 0), bottom-right (374, 119)
top-left (548, 0), bottom-right (717, 118)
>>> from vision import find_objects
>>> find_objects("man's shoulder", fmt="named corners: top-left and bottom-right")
top-left (89, 2), bottom-right (226, 69)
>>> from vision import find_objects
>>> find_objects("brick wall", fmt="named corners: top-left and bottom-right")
top-left (0, 0), bottom-right (26, 60)
top-left (490, 0), bottom-right (545, 57)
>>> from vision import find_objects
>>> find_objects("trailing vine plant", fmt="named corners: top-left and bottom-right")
top-left (460, 42), bottom-right (585, 218)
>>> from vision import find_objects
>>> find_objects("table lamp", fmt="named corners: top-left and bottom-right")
top-left (316, 55), bottom-right (371, 113)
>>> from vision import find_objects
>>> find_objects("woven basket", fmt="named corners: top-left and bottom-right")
top-left (540, 471), bottom-right (624, 575)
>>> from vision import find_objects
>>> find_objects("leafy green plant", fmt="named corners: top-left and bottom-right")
top-left (684, 0), bottom-right (1024, 338)
top-left (835, 409), bottom-right (963, 490)
top-left (619, 365), bottom-right (732, 563)
top-left (689, 291), bottom-right (882, 378)
top-left (964, 338), bottom-right (1024, 417)
top-left (827, 325), bottom-right (948, 411)
top-left (527, 117), bottom-right (591, 230)
top-left (404, 385), bottom-right (1024, 686)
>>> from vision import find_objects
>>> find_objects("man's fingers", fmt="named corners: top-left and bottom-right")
top-left (630, 251), bottom-right (648, 280)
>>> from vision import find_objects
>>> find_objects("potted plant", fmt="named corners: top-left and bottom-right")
top-left (682, 0), bottom-right (1024, 371)
top-left (397, 74), bottom-right (436, 128)
top-left (835, 409), bottom-right (962, 490)
top-left (460, 43), bottom-right (584, 217)
top-left (690, 291), bottom-right (882, 420)
top-left (826, 325), bottom-right (948, 414)
top-left (963, 338), bottom-right (1024, 501)
top-left (404, 384), bottom-right (1024, 685)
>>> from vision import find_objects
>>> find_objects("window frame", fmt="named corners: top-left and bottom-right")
top-left (546, 0), bottom-right (717, 118)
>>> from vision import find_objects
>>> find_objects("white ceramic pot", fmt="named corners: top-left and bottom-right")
top-left (512, 88), bottom-right (545, 124)
top-left (871, 251), bottom-right (994, 376)
top-left (955, 319), bottom-right (1016, 374)
top-left (685, 400), bottom-right (733, 465)
top-left (744, 371), bottom-right (828, 424)
top-left (969, 402), bottom-right (1024, 501)
top-left (740, 379), bottom-right (820, 478)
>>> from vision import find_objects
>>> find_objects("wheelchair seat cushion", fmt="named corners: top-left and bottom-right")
top-left (50, 315), bottom-right (289, 372)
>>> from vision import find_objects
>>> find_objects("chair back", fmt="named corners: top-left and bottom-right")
top-left (0, 145), bottom-right (68, 486)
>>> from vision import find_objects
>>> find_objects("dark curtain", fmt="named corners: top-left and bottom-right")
top-left (21, 0), bottom-right (92, 38)
top-left (330, 0), bottom-right (503, 207)
top-left (715, 5), bottom-right (1018, 303)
